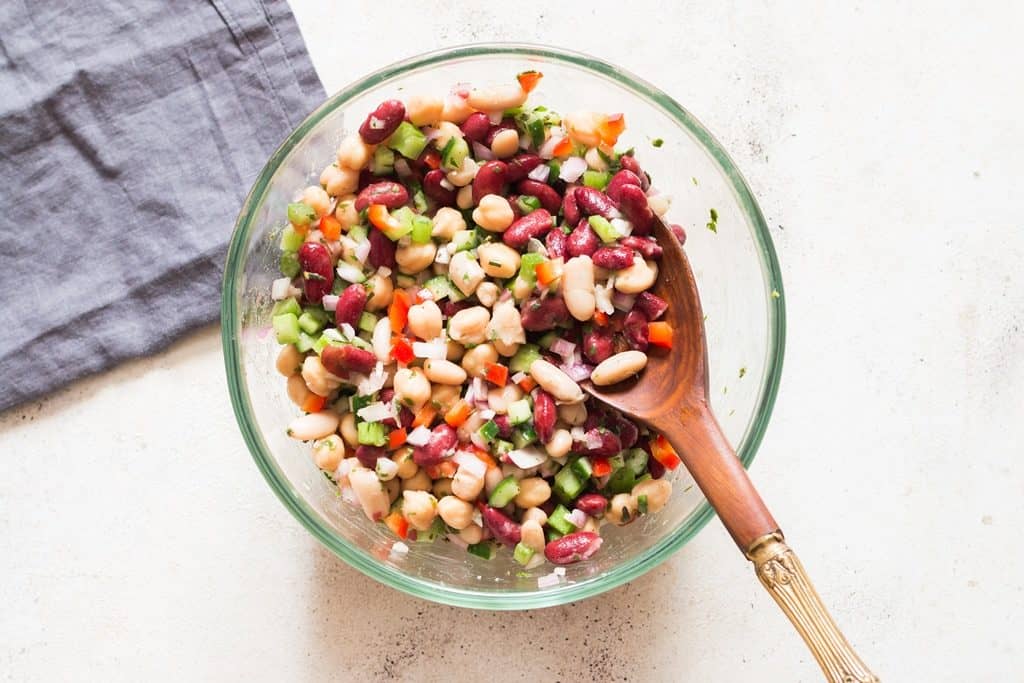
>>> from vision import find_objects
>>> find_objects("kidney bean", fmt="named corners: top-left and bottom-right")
top-left (572, 429), bottom-right (622, 458)
top-left (612, 413), bottom-right (639, 449)
top-left (584, 403), bottom-right (608, 433)
top-left (460, 112), bottom-right (491, 143)
top-left (321, 344), bottom-right (376, 376)
top-left (297, 242), bottom-right (334, 304)
top-left (606, 169), bottom-right (642, 202)
top-left (619, 236), bottom-right (663, 260)
top-left (520, 295), bottom-right (570, 331)
top-left (378, 388), bottom-right (399, 427)
top-left (422, 169), bottom-right (456, 206)
top-left (413, 423), bottom-right (458, 466)
top-left (398, 407), bottom-right (414, 429)
top-left (334, 283), bottom-right (367, 328)
top-left (566, 222), bottom-right (599, 257)
top-left (505, 154), bottom-right (543, 183)
top-left (623, 309), bottom-right (649, 351)
top-left (472, 160), bottom-right (508, 204)
top-left (562, 187), bottom-right (581, 228)
top-left (359, 99), bottom-right (405, 144)
top-left (592, 246), bottom-right (635, 270)
top-left (516, 179), bottom-right (561, 214)
top-left (507, 194), bottom-right (524, 220)
top-left (503, 208), bottom-right (553, 248)
top-left (368, 228), bottom-right (397, 269)
top-left (355, 181), bottom-right (409, 211)
top-left (635, 292), bottom-right (668, 320)
top-left (355, 445), bottom-right (385, 469)
top-left (493, 414), bottom-right (513, 439)
top-left (485, 119), bottom-right (517, 146)
top-left (582, 327), bottom-right (614, 364)
top-left (670, 223), bottom-right (687, 244)
top-left (545, 227), bottom-right (567, 259)
top-left (618, 154), bottom-right (649, 190)
top-left (544, 531), bottom-right (603, 564)
top-left (481, 505), bottom-right (522, 546)
top-left (616, 185), bottom-right (655, 235)
top-left (574, 493), bottom-right (609, 517)
top-left (533, 390), bottom-right (556, 443)
top-left (574, 187), bottom-right (618, 220)
top-left (647, 445), bottom-right (666, 479)
top-left (442, 299), bottom-right (472, 318)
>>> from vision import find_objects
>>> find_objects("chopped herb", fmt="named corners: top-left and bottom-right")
top-left (739, 367), bottom-right (747, 378)
top-left (637, 494), bottom-right (649, 515)
top-left (651, 138), bottom-right (664, 148)
top-left (691, 177), bottom-right (699, 186)
top-left (706, 208), bottom-right (719, 233)
top-left (771, 289), bottom-right (781, 299)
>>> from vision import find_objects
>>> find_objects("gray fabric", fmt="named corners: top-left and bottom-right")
top-left (0, 0), bottom-right (324, 411)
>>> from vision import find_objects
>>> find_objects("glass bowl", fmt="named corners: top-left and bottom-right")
top-left (222, 43), bottom-right (785, 609)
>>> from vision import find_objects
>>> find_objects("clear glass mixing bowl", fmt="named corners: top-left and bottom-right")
top-left (222, 44), bottom-right (785, 609)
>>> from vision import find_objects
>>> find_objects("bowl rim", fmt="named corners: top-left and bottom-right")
top-left (222, 42), bottom-right (786, 610)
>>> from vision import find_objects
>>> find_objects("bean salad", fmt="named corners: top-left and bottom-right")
top-left (271, 71), bottom-right (687, 572)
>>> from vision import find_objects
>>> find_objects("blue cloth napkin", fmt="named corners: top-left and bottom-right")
top-left (0, 0), bottom-right (324, 411)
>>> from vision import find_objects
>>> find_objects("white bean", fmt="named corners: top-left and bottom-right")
top-left (445, 341), bottom-right (465, 362)
top-left (521, 519), bottom-right (546, 552)
top-left (423, 358), bottom-right (467, 385)
top-left (614, 258), bottom-right (658, 294)
top-left (466, 84), bottom-right (527, 112)
top-left (442, 94), bottom-right (474, 124)
top-left (521, 507), bottom-right (549, 526)
top-left (487, 383), bottom-right (523, 414)
top-left (590, 350), bottom-right (648, 386)
top-left (436, 495), bottom-right (474, 529)
top-left (545, 429), bottom-right (573, 458)
top-left (393, 447), bottom-right (418, 479)
top-left (632, 478), bottom-right (672, 514)
top-left (472, 195), bottom-right (515, 232)
top-left (448, 306), bottom-right (491, 346)
top-left (276, 344), bottom-right (303, 377)
top-left (477, 242), bottom-right (520, 278)
top-left (486, 297), bottom-right (526, 348)
top-left (371, 315), bottom-right (392, 362)
top-left (528, 359), bottom-right (584, 404)
top-left (563, 111), bottom-right (601, 147)
top-left (407, 300), bottom-right (443, 340)
top-left (334, 195), bottom-right (359, 228)
top-left (402, 469), bottom-right (432, 492)
top-left (563, 255), bottom-right (596, 321)
top-left (349, 467), bottom-right (389, 521)
top-left (340, 412), bottom-right (358, 448)
top-left (396, 241), bottom-right (437, 275)
top-left (430, 384), bottom-right (461, 414)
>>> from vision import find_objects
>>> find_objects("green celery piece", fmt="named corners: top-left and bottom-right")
top-left (606, 466), bottom-right (636, 495)
top-left (272, 313), bottom-right (301, 345)
top-left (279, 252), bottom-right (300, 278)
top-left (512, 426), bottom-right (537, 449)
top-left (452, 229), bottom-right (479, 253)
top-left (488, 476), bottom-right (520, 507)
top-left (357, 421), bottom-right (387, 447)
top-left (287, 202), bottom-right (317, 226)
top-left (516, 195), bottom-right (541, 214)
top-left (513, 542), bottom-right (536, 566)
top-left (298, 310), bottom-right (327, 335)
top-left (547, 504), bottom-right (577, 535)
top-left (279, 224), bottom-right (305, 252)
top-left (373, 146), bottom-right (395, 175)
top-left (507, 398), bottom-right (532, 426)
top-left (347, 224), bottom-right (368, 244)
top-left (537, 331), bottom-right (559, 349)
top-left (553, 465), bottom-right (584, 503)
top-left (412, 185), bottom-right (428, 213)
top-left (625, 448), bottom-right (649, 476)
top-left (358, 311), bottom-right (378, 333)
top-left (467, 541), bottom-right (496, 559)
top-left (517, 253), bottom-right (545, 284)
top-left (386, 121), bottom-right (428, 160)
top-left (582, 170), bottom-right (610, 190)
top-left (272, 297), bottom-right (301, 318)
top-left (570, 456), bottom-right (594, 480)
top-left (478, 420), bottom-right (500, 443)
top-left (296, 332), bottom-right (317, 353)
top-left (441, 136), bottom-right (469, 171)
top-left (509, 344), bottom-right (541, 374)
top-left (423, 275), bottom-right (453, 301)
top-left (411, 215), bottom-right (433, 244)
top-left (588, 215), bottom-right (619, 243)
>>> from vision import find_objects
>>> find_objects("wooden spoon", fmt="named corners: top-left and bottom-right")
top-left (583, 217), bottom-right (879, 683)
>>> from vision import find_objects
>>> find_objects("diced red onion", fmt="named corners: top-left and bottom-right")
top-left (447, 533), bottom-right (468, 550)
top-left (611, 290), bottom-right (636, 312)
top-left (453, 450), bottom-right (487, 479)
top-left (440, 177), bottom-right (456, 190)
top-left (406, 425), bottom-right (432, 447)
top-left (336, 261), bottom-right (365, 284)
top-left (519, 134), bottom-right (531, 150)
top-left (354, 239), bottom-right (371, 264)
top-left (570, 426), bottom-right (586, 441)
top-left (510, 371), bottom-right (528, 385)
top-left (537, 573), bottom-right (561, 588)
top-left (550, 338), bottom-right (576, 361)
top-left (340, 486), bottom-right (358, 505)
top-left (412, 340), bottom-right (446, 360)
top-left (508, 446), bottom-right (548, 469)
top-left (527, 164), bottom-right (551, 182)
top-left (472, 141), bottom-right (495, 161)
top-left (434, 247), bottom-right (451, 265)
top-left (526, 237), bottom-right (548, 256)
top-left (478, 408), bottom-right (496, 420)
top-left (470, 430), bottom-right (489, 451)
top-left (584, 432), bottom-right (604, 449)
top-left (567, 509), bottom-right (587, 528)
top-left (337, 458), bottom-right (355, 477)
top-left (422, 127), bottom-right (441, 142)
top-left (538, 134), bottom-right (563, 160)
top-left (559, 156), bottom-right (587, 183)
top-left (357, 401), bottom-right (394, 423)
top-left (271, 277), bottom-right (293, 301)
top-left (321, 294), bottom-right (339, 312)
top-left (417, 288), bottom-right (434, 301)
top-left (390, 540), bottom-right (410, 556)
top-left (594, 284), bottom-right (615, 315)
top-left (553, 566), bottom-right (566, 576)
top-left (394, 158), bottom-right (412, 178)
top-left (472, 377), bottom-right (486, 402)
top-left (340, 323), bottom-right (356, 339)
top-left (487, 111), bottom-right (503, 125)
top-left (561, 363), bottom-right (593, 382)
top-left (357, 362), bottom-right (388, 396)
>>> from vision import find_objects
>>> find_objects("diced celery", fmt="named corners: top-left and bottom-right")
top-left (357, 421), bottom-right (387, 447)
top-left (525, 116), bottom-right (546, 148)
top-left (298, 308), bottom-right (328, 335)
top-left (625, 448), bottom-right (649, 476)
top-left (493, 439), bottom-right (514, 457)
top-left (582, 170), bottom-right (610, 190)
top-left (279, 252), bottom-right (300, 278)
top-left (358, 311), bottom-right (378, 333)
top-left (516, 195), bottom-right (541, 215)
top-left (335, 260), bottom-right (367, 284)
top-left (412, 184), bottom-right (428, 213)
top-left (347, 224), bottom-right (368, 244)
top-left (588, 215), bottom-right (620, 243)
top-left (537, 331), bottom-right (559, 349)
top-left (467, 541), bottom-right (496, 559)
top-left (296, 332), bottom-right (317, 353)
top-left (512, 426), bottom-right (537, 449)
top-left (272, 313), bottom-right (301, 345)
top-left (287, 202), bottom-right (317, 227)
top-left (517, 252), bottom-right (545, 285)
top-left (507, 398), bottom-right (532, 426)
top-left (441, 135), bottom-right (469, 171)
top-left (411, 215), bottom-right (433, 244)
top-left (372, 146), bottom-right (395, 175)
top-left (350, 393), bottom-right (374, 414)
top-left (395, 273), bottom-right (416, 289)
top-left (547, 504), bottom-right (577, 535)
top-left (386, 206), bottom-right (416, 242)
top-left (513, 542), bottom-right (536, 566)
top-left (509, 344), bottom-right (541, 374)
top-left (547, 159), bottom-right (561, 179)
top-left (488, 476), bottom-right (520, 507)
top-left (608, 453), bottom-right (626, 471)
top-left (545, 527), bottom-right (564, 543)
top-left (313, 334), bottom-right (332, 355)
top-left (452, 229), bottom-right (479, 253)
top-left (273, 297), bottom-right (302, 318)
top-left (386, 121), bottom-right (428, 160)
top-left (280, 224), bottom-right (305, 252)
top-left (637, 494), bottom-right (649, 515)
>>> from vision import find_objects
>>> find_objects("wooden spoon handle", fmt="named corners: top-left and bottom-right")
top-left (747, 534), bottom-right (880, 682)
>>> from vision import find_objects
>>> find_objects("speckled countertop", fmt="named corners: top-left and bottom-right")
top-left (3, 2), bottom-right (1022, 680)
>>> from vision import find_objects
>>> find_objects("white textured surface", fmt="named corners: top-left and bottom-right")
top-left (3, 2), bottom-right (1023, 680)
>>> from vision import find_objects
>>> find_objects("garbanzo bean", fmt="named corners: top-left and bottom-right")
top-left (447, 306), bottom-right (490, 346)
top-left (396, 241), bottom-right (437, 275)
top-left (472, 195), bottom-right (514, 232)
top-left (402, 490), bottom-right (438, 531)
top-left (461, 343), bottom-right (498, 378)
top-left (514, 477), bottom-right (551, 508)
top-left (276, 344), bottom-right (303, 377)
top-left (437, 495), bottom-right (474, 529)
top-left (477, 241), bottom-right (520, 278)
top-left (407, 300), bottom-right (443, 340)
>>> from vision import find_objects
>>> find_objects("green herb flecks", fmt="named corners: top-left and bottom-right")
top-left (739, 367), bottom-right (747, 379)
top-left (651, 138), bottom-right (664, 148)
top-left (706, 208), bottom-right (719, 233)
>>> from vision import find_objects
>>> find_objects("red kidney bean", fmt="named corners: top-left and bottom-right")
top-left (413, 423), bottom-right (458, 466)
top-left (574, 493), bottom-right (609, 517)
top-left (613, 413), bottom-right (639, 449)
top-left (505, 153), bottom-right (543, 183)
top-left (359, 99), bottom-right (405, 144)
top-left (545, 227), bottom-right (567, 259)
top-left (623, 309), bottom-right (649, 351)
top-left (647, 446), bottom-right (666, 479)
top-left (516, 179), bottom-right (561, 214)
top-left (334, 283), bottom-right (367, 328)
top-left (368, 228), bottom-right (396, 269)
top-left (566, 222), bottom-right (599, 257)
top-left (617, 185), bottom-right (655, 235)
top-left (561, 186), bottom-right (581, 228)
top-left (583, 403), bottom-right (608, 433)
top-left (493, 414), bottom-right (513, 439)
top-left (574, 187), bottom-right (618, 220)
top-left (544, 531), bottom-right (603, 564)
top-left (582, 327), bottom-right (614, 364)
top-left (297, 242), bottom-right (334, 304)
top-left (460, 112), bottom-right (491, 143)
top-left (503, 208), bottom-right (553, 248)
top-left (670, 223), bottom-right (687, 244)
top-left (321, 344), bottom-right (376, 376)
top-left (571, 429), bottom-right (622, 458)
top-left (605, 169), bottom-right (642, 202)
top-left (533, 390), bottom-right (556, 443)
top-left (618, 154), bottom-right (649, 190)
top-left (520, 295), bottom-right (570, 331)
top-left (378, 388), bottom-right (399, 427)
top-left (442, 299), bottom-right (472, 318)
top-left (485, 119), bottom-right (517, 146)
top-left (507, 194), bottom-right (524, 220)
top-left (635, 292), bottom-right (668, 320)
top-left (355, 445), bottom-right (385, 469)
top-left (422, 169), bottom-right (456, 206)
top-left (481, 505), bottom-right (522, 546)
top-left (399, 406), bottom-right (414, 430)
top-left (472, 160), bottom-right (508, 204)
top-left (619, 236), bottom-right (662, 260)
top-left (355, 181), bottom-right (409, 211)
top-left (592, 246), bottom-right (635, 270)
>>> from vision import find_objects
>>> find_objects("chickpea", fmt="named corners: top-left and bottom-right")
top-left (466, 84), bottom-right (528, 112)
top-left (448, 250), bottom-right (485, 296)
top-left (302, 355), bottom-right (342, 397)
top-left (340, 412), bottom-right (359, 448)
top-left (276, 344), bottom-right (303, 377)
top-left (545, 429), bottom-right (573, 459)
top-left (493, 340), bottom-right (519, 357)
top-left (511, 275), bottom-right (533, 301)
top-left (437, 495), bottom-right (475, 529)
top-left (472, 195), bottom-right (515, 232)
top-left (491, 129), bottom-right (521, 159)
top-left (424, 358), bottom-right (468, 385)
top-left (459, 523), bottom-right (483, 545)
top-left (407, 300), bottom-right (443, 340)
top-left (631, 478), bottom-right (672, 514)
top-left (477, 242), bottom-right (521, 278)
top-left (484, 466), bottom-right (504, 496)
top-left (557, 402), bottom-right (588, 426)
top-left (433, 477), bottom-right (454, 498)
top-left (385, 477), bottom-right (401, 504)
top-left (349, 467), bottom-right (389, 521)
top-left (605, 493), bottom-right (638, 526)
top-left (334, 195), bottom-right (359, 229)
top-left (403, 468), bottom-right (432, 492)
top-left (614, 258), bottom-right (658, 294)
top-left (321, 165), bottom-right (359, 196)
top-left (393, 447), bottom-right (418, 479)
top-left (301, 185), bottom-right (331, 218)
top-left (430, 383), bottom-right (461, 413)
top-left (336, 133), bottom-right (374, 170)
top-left (584, 147), bottom-right (608, 171)
top-left (432, 207), bottom-right (466, 240)
top-left (451, 467), bottom-right (484, 501)
top-left (312, 435), bottom-right (345, 471)
top-left (402, 490), bottom-right (438, 531)
top-left (487, 383), bottom-right (523, 414)
top-left (365, 272), bottom-right (394, 311)
top-left (475, 281), bottom-right (499, 308)
top-left (520, 519), bottom-right (545, 552)
top-left (407, 94), bottom-right (444, 127)
top-left (461, 343), bottom-right (497, 378)
top-left (442, 93), bottom-right (474, 124)
top-left (287, 374), bottom-right (312, 407)
top-left (582, 515), bottom-right (601, 534)
top-left (446, 156), bottom-right (479, 187)
top-left (448, 306), bottom-right (491, 346)
top-left (446, 340), bottom-right (465, 362)
top-left (486, 298), bottom-right (526, 349)
top-left (456, 185), bottom-right (473, 210)
top-left (396, 241), bottom-right (437, 275)
top-left (394, 367), bottom-right (431, 410)
top-left (521, 507), bottom-right (549, 526)
top-left (514, 477), bottom-right (552, 509)
top-left (647, 193), bottom-right (671, 217)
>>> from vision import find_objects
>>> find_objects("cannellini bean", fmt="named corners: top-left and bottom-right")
top-left (287, 374), bottom-right (312, 407)
top-left (340, 412), bottom-right (359, 448)
top-left (302, 185), bottom-right (331, 218)
top-left (393, 447), bottom-right (418, 479)
top-left (562, 256), bottom-right (596, 321)
top-left (407, 94), bottom-right (444, 127)
top-left (529, 359), bottom-right (584, 404)
top-left (590, 350), bottom-right (648, 386)
top-left (456, 185), bottom-right (474, 209)
top-left (487, 383), bottom-right (523, 414)
top-left (448, 250), bottom-right (485, 296)
top-left (521, 507), bottom-right (549, 526)
top-left (276, 345), bottom-right (303, 376)
top-left (321, 165), bottom-right (359, 196)
top-left (365, 272), bottom-right (394, 311)
top-left (396, 241), bottom-right (437, 275)
top-left (614, 258), bottom-right (658, 294)
top-left (312, 435), bottom-right (345, 471)
top-left (477, 242), bottom-right (520, 278)
top-left (423, 358), bottom-right (467, 385)
top-left (334, 195), bottom-right (359, 228)
top-left (557, 402), bottom-right (587, 426)
top-left (584, 147), bottom-right (608, 171)
top-left (459, 523), bottom-right (483, 545)
top-left (472, 195), bottom-right (515, 232)
top-left (515, 478), bottom-right (552, 509)
top-left (632, 478), bottom-right (672, 514)
top-left (302, 355), bottom-right (342, 397)
top-left (437, 495), bottom-right (474, 529)
top-left (486, 298), bottom-right (526, 349)
top-left (336, 133), bottom-right (374, 170)
top-left (349, 467), bottom-right (389, 521)
top-left (475, 281), bottom-right (499, 307)
top-left (605, 492), bottom-right (638, 526)
top-left (402, 490), bottom-right (438, 531)
top-left (467, 84), bottom-right (527, 112)
top-left (371, 316), bottom-right (392, 362)
top-left (460, 343), bottom-right (497, 378)
top-left (511, 275), bottom-right (533, 301)
top-left (490, 129), bottom-right (520, 159)
top-left (452, 467), bottom-right (485, 501)
top-left (545, 428), bottom-right (573, 458)
top-left (520, 519), bottom-right (546, 552)
top-left (446, 156), bottom-right (478, 187)
top-left (431, 207), bottom-right (466, 240)
top-left (407, 300), bottom-right (443, 340)
top-left (394, 367), bottom-right (431, 409)
top-left (448, 306), bottom-right (491, 346)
